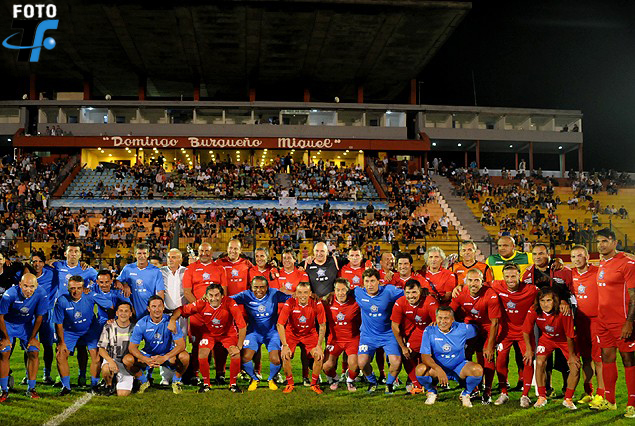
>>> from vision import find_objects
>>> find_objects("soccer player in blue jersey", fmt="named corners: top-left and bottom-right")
top-left (415, 306), bottom-right (484, 408)
top-left (124, 296), bottom-right (190, 395)
top-left (52, 243), bottom-right (98, 386)
top-left (231, 275), bottom-right (291, 391)
top-left (0, 274), bottom-right (47, 401)
top-left (92, 270), bottom-right (131, 327)
top-left (116, 244), bottom-right (165, 318)
top-left (54, 275), bottom-right (113, 395)
top-left (354, 268), bottom-right (404, 394)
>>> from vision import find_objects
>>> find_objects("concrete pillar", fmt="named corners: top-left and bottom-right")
top-left (476, 140), bottom-right (480, 168)
top-left (357, 86), bottom-right (364, 103)
top-left (529, 142), bottom-right (534, 171)
top-left (464, 150), bottom-right (468, 168)
top-left (29, 74), bottom-right (37, 100)
top-left (249, 88), bottom-right (256, 102)
top-left (410, 79), bottom-right (417, 105)
top-left (578, 145), bottom-right (583, 171)
top-left (560, 153), bottom-right (566, 177)
top-left (424, 151), bottom-right (428, 175)
top-left (138, 76), bottom-right (146, 101)
top-left (193, 83), bottom-right (200, 101)
top-left (303, 88), bottom-right (310, 103)
top-left (515, 152), bottom-right (519, 170)
top-left (83, 78), bottom-right (91, 100)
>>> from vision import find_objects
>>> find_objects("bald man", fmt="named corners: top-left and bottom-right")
top-left (305, 242), bottom-right (340, 298)
top-left (0, 274), bottom-right (48, 400)
top-left (485, 237), bottom-right (534, 281)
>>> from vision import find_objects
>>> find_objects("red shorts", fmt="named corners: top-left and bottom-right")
top-left (536, 338), bottom-right (572, 359)
top-left (576, 315), bottom-right (601, 362)
top-left (496, 336), bottom-right (528, 357)
top-left (597, 321), bottom-right (635, 353)
top-left (325, 337), bottom-right (360, 357)
top-left (188, 315), bottom-right (206, 343)
top-left (405, 330), bottom-right (423, 353)
top-left (287, 333), bottom-right (319, 357)
top-left (199, 334), bottom-right (238, 351)
top-left (468, 330), bottom-right (496, 354)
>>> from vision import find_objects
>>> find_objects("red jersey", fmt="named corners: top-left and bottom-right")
top-left (390, 295), bottom-right (438, 342)
top-left (179, 297), bottom-right (246, 338)
top-left (277, 297), bottom-right (326, 338)
top-left (388, 272), bottom-right (427, 290)
top-left (183, 261), bottom-right (228, 299)
top-left (338, 263), bottom-right (366, 289)
top-left (216, 257), bottom-right (253, 296)
top-left (451, 261), bottom-right (494, 286)
top-left (597, 252), bottom-right (635, 325)
top-left (247, 265), bottom-right (278, 284)
top-left (324, 296), bottom-right (361, 342)
top-left (274, 268), bottom-right (309, 293)
top-left (425, 268), bottom-right (457, 297)
top-left (379, 268), bottom-right (394, 285)
top-left (450, 286), bottom-right (501, 333)
top-left (571, 265), bottom-right (599, 318)
top-left (522, 308), bottom-right (575, 343)
top-left (490, 280), bottom-right (538, 340)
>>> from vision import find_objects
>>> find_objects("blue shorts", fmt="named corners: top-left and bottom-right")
top-left (62, 322), bottom-right (101, 353)
top-left (243, 329), bottom-right (281, 352)
top-left (39, 311), bottom-right (57, 346)
top-left (358, 332), bottom-right (402, 357)
top-left (437, 359), bottom-right (469, 381)
top-left (1, 322), bottom-right (39, 352)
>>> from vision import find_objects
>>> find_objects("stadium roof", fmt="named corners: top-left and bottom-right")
top-left (0, 0), bottom-right (471, 102)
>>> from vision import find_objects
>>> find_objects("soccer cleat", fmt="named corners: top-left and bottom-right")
top-left (230, 384), bottom-right (242, 393)
top-left (588, 394), bottom-right (605, 409)
top-left (0, 391), bottom-right (8, 402)
top-left (384, 384), bottom-right (395, 395)
top-left (268, 380), bottom-right (278, 391)
top-left (248, 380), bottom-right (259, 391)
top-left (546, 387), bottom-right (556, 398)
top-left (339, 372), bottom-right (347, 383)
top-left (577, 394), bottom-right (593, 404)
top-left (302, 377), bottom-right (311, 387)
top-left (347, 382), bottom-right (357, 392)
top-left (198, 384), bottom-right (211, 393)
top-left (275, 373), bottom-right (285, 384)
top-left (425, 392), bottom-right (438, 405)
top-left (533, 396), bottom-right (548, 408)
top-left (592, 399), bottom-right (617, 411)
top-left (511, 381), bottom-right (523, 391)
top-left (7, 375), bottom-right (14, 390)
top-left (255, 373), bottom-right (263, 382)
top-left (104, 385), bottom-right (116, 397)
top-left (216, 376), bottom-right (226, 386)
top-left (42, 376), bottom-right (54, 386)
top-left (408, 387), bottom-right (424, 396)
top-left (494, 393), bottom-right (509, 405)
top-left (482, 394), bottom-right (492, 405)
top-left (138, 381), bottom-right (151, 394)
top-left (329, 381), bottom-right (339, 391)
top-left (77, 376), bottom-right (87, 387)
top-left (26, 389), bottom-right (40, 399)
top-left (367, 383), bottom-right (377, 393)
top-left (238, 371), bottom-right (249, 381)
top-left (172, 382), bottom-right (183, 394)
top-left (311, 385), bottom-right (323, 395)
top-left (20, 377), bottom-right (27, 385)
top-left (59, 387), bottom-right (72, 396)
top-left (625, 406), bottom-right (635, 418)
top-left (159, 379), bottom-right (170, 386)
top-left (520, 395), bottom-right (531, 408)
top-left (562, 398), bottom-right (577, 410)
top-left (460, 393), bottom-right (473, 408)
top-left (283, 385), bottom-right (294, 394)
top-left (90, 385), bottom-right (101, 395)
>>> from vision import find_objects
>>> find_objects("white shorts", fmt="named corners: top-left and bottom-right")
top-left (102, 359), bottom-right (134, 391)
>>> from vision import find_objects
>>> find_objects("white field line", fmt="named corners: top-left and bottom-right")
top-left (43, 393), bottom-right (94, 426)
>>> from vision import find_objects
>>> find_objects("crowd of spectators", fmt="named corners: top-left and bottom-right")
top-left (288, 162), bottom-right (372, 200)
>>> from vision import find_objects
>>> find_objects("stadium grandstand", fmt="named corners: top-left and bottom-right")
top-left (0, 0), bottom-right (633, 425)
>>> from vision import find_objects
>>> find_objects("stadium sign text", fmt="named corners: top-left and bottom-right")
top-left (106, 136), bottom-right (340, 149)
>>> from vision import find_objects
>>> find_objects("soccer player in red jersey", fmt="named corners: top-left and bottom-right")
top-left (247, 247), bottom-right (279, 284)
top-left (490, 262), bottom-right (537, 407)
top-left (274, 249), bottom-right (309, 295)
top-left (591, 228), bottom-right (635, 417)
top-left (169, 284), bottom-right (246, 393)
top-left (388, 253), bottom-right (427, 289)
top-left (323, 278), bottom-right (361, 392)
top-left (182, 242), bottom-right (228, 385)
top-left (378, 252), bottom-right (395, 285)
top-left (391, 278), bottom-right (438, 394)
top-left (338, 247), bottom-right (371, 289)
top-left (451, 241), bottom-right (494, 295)
top-left (450, 269), bottom-right (501, 404)
top-left (277, 282), bottom-right (327, 394)
top-left (570, 245), bottom-right (604, 406)
top-left (424, 247), bottom-right (457, 304)
top-left (522, 288), bottom-right (580, 410)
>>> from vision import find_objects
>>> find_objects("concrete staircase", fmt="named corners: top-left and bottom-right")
top-left (432, 175), bottom-right (493, 260)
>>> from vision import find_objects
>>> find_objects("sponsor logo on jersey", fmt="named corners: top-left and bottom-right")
top-left (65, 273), bottom-right (72, 281)
top-left (578, 285), bottom-right (586, 295)
top-left (336, 312), bottom-right (345, 321)
top-left (470, 308), bottom-right (479, 315)
top-left (74, 311), bottom-right (82, 319)
top-left (317, 268), bottom-right (326, 277)
top-left (257, 305), bottom-right (266, 313)
top-left (352, 276), bottom-right (360, 284)
top-left (136, 279), bottom-right (143, 287)
top-left (370, 305), bottom-right (378, 313)
top-left (203, 272), bottom-right (211, 280)
top-left (414, 315), bottom-right (422, 322)
top-left (599, 270), bottom-right (605, 279)
top-left (506, 301), bottom-right (516, 309)
top-left (212, 318), bottom-right (221, 325)
top-left (442, 343), bottom-right (452, 352)
top-left (154, 332), bottom-right (161, 339)
top-left (20, 306), bottom-right (29, 314)
top-left (299, 315), bottom-right (307, 323)
top-left (231, 269), bottom-right (239, 277)
top-left (545, 325), bottom-right (554, 333)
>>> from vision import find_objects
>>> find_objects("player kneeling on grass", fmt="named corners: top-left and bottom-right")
top-left (98, 302), bottom-right (135, 396)
top-left (0, 273), bottom-right (47, 401)
top-left (522, 288), bottom-right (580, 410)
top-left (415, 306), bottom-right (483, 408)
top-left (124, 296), bottom-right (190, 394)
top-left (277, 282), bottom-right (326, 394)
top-left (169, 284), bottom-right (246, 393)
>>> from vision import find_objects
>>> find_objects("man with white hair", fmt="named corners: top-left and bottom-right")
top-left (159, 248), bottom-right (187, 385)
top-left (423, 247), bottom-right (457, 304)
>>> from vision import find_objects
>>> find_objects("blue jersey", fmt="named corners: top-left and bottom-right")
top-left (353, 285), bottom-right (404, 336)
top-left (52, 261), bottom-right (98, 298)
top-left (130, 314), bottom-right (184, 356)
top-left (53, 291), bottom-right (112, 334)
top-left (91, 284), bottom-right (131, 326)
top-left (0, 285), bottom-right (48, 325)
top-left (231, 288), bottom-right (291, 334)
top-left (36, 267), bottom-right (58, 310)
top-left (421, 322), bottom-right (477, 369)
top-left (117, 263), bottom-right (164, 317)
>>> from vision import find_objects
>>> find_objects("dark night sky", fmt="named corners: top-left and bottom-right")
top-left (419, 0), bottom-right (635, 172)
